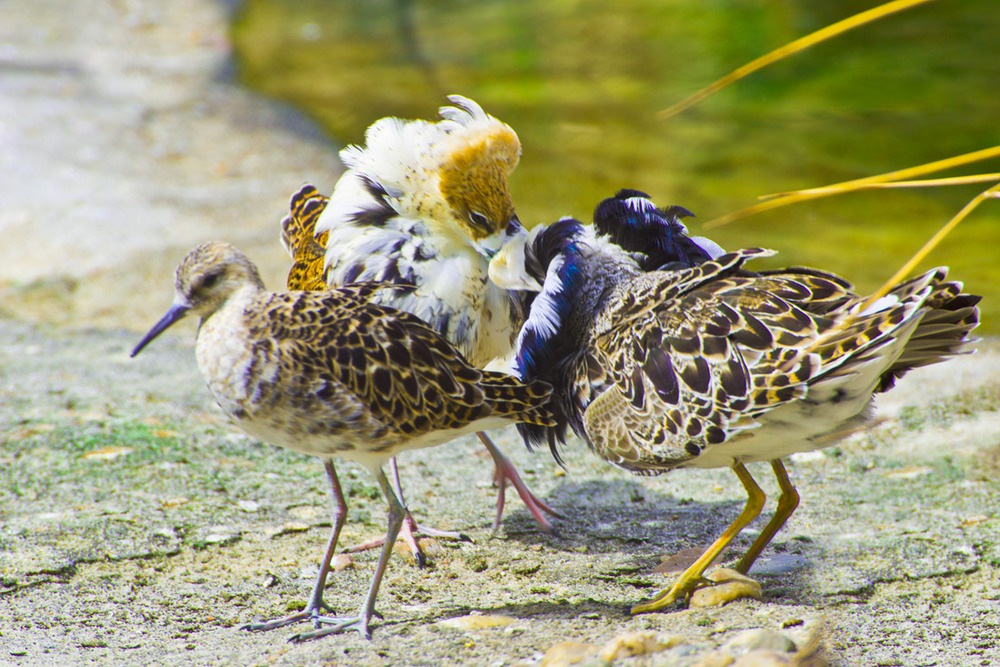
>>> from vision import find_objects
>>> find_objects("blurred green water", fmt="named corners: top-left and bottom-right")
top-left (232, 0), bottom-right (999, 331)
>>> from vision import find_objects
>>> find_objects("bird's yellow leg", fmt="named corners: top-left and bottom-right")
top-left (632, 462), bottom-right (766, 614)
top-left (735, 459), bottom-right (800, 574)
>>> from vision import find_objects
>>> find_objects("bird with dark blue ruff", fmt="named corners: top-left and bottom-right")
top-left (489, 193), bottom-right (981, 612)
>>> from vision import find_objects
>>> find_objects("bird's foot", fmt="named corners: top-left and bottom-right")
top-left (491, 457), bottom-right (564, 534)
top-left (287, 612), bottom-right (376, 642)
top-left (340, 511), bottom-right (469, 568)
top-left (631, 568), bottom-right (762, 614)
top-left (630, 581), bottom-right (689, 615)
top-left (241, 599), bottom-right (335, 633)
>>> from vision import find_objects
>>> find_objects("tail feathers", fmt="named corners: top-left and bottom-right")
top-left (806, 268), bottom-right (981, 394)
top-left (280, 184), bottom-right (331, 291)
top-left (340, 117), bottom-right (426, 194)
top-left (808, 301), bottom-right (921, 376)
top-left (479, 373), bottom-right (556, 427)
top-left (279, 184), bottom-right (325, 255)
top-left (877, 277), bottom-right (981, 392)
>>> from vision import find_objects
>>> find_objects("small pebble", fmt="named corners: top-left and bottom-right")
top-left (655, 546), bottom-right (727, 574)
top-left (203, 532), bottom-right (238, 546)
top-left (237, 500), bottom-right (259, 513)
top-left (435, 614), bottom-right (518, 631)
top-left (884, 465), bottom-right (932, 479)
top-left (599, 631), bottom-right (684, 661)
top-left (748, 553), bottom-right (809, 576)
top-left (331, 553), bottom-right (354, 572)
top-left (690, 568), bottom-right (762, 608)
top-left (723, 629), bottom-right (796, 654)
top-left (733, 650), bottom-right (793, 666)
top-left (540, 641), bottom-right (603, 667)
top-left (160, 497), bottom-right (189, 509)
top-left (287, 506), bottom-right (320, 520)
top-left (788, 450), bottom-right (826, 464)
top-left (691, 650), bottom-right (735, 667)
top-left (961, 514), bottom-right (988, 526)
top-left (276, 522), bottom-right (310, 535)
top-left (80, 446), bottom-right (132, 461)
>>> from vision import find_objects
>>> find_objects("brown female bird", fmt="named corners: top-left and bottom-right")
top-left (131, 241), bottom-right (554, 639)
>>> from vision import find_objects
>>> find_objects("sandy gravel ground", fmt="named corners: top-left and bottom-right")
top-left (1, 2), bottom-right (998, 666)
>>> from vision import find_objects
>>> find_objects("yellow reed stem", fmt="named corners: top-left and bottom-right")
top-left (830, 174), bottom-right (1000, 191)
top-left (703, 146), bottom-right (1000, 229)
top-left (658, 0), bottom-right (938, 120)
top-left (761, 147), bottom-right (1000, 200)
top-left (860, 183), bottom-right (1000, 311)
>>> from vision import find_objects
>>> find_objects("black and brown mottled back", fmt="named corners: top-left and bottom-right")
top-left (139, 241), bottom-right (555, 463)
top-left (239, 284), bottom-right (554, 448)
top-left (588, 250), bottom-right (979, 472)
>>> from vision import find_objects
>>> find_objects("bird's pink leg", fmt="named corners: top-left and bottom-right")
top-left (477, 432), bottom-right (563, 533)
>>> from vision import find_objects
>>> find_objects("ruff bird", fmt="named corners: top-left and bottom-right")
top-left (131, 242), bottom-right (554, 640)
top-left (489, 212), bottom-right (980, 612)
top-left (304, 96), bottom-right (561, 540)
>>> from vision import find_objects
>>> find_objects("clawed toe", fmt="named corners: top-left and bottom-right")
top-left (244, 606), bottom-right (379, 642)
top-left (632, 568), bottom-right (763, 614)
top-left (287, 614), bottom-right (372, 642)
top-left (242, 610), bottom-right (313, 633)
top-left (341, 514), bottom-right (469, 568)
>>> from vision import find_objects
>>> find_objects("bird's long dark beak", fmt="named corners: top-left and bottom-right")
top-left (130, 303), bottom-right (190, 358)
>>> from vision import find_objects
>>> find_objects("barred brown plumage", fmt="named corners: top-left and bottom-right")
top-left (131, 241), bottom-right (554, 640)
top-left (490, 212), bottom-right (981, 613)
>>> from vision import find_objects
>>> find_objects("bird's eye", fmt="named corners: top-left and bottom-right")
top-left (201, 270), bottom-right (223, 290)
top-left (469, 211), bottom-right (491, 231)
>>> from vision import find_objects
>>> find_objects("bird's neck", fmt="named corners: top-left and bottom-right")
top-left (514, 246), bottom-right (589, 381)
top-left (196, 284), bottom-right (260, 337)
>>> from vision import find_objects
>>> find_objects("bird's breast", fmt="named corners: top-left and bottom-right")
top-left (194, 304), bottom-right (276, 420)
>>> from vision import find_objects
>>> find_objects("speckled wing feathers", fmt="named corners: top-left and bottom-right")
top-left (581, 249), bottom-right (980, 473)
top-left (240, 286), bottom-right (553, 451)
top-left (588, 250), bottom-right (776, 470)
